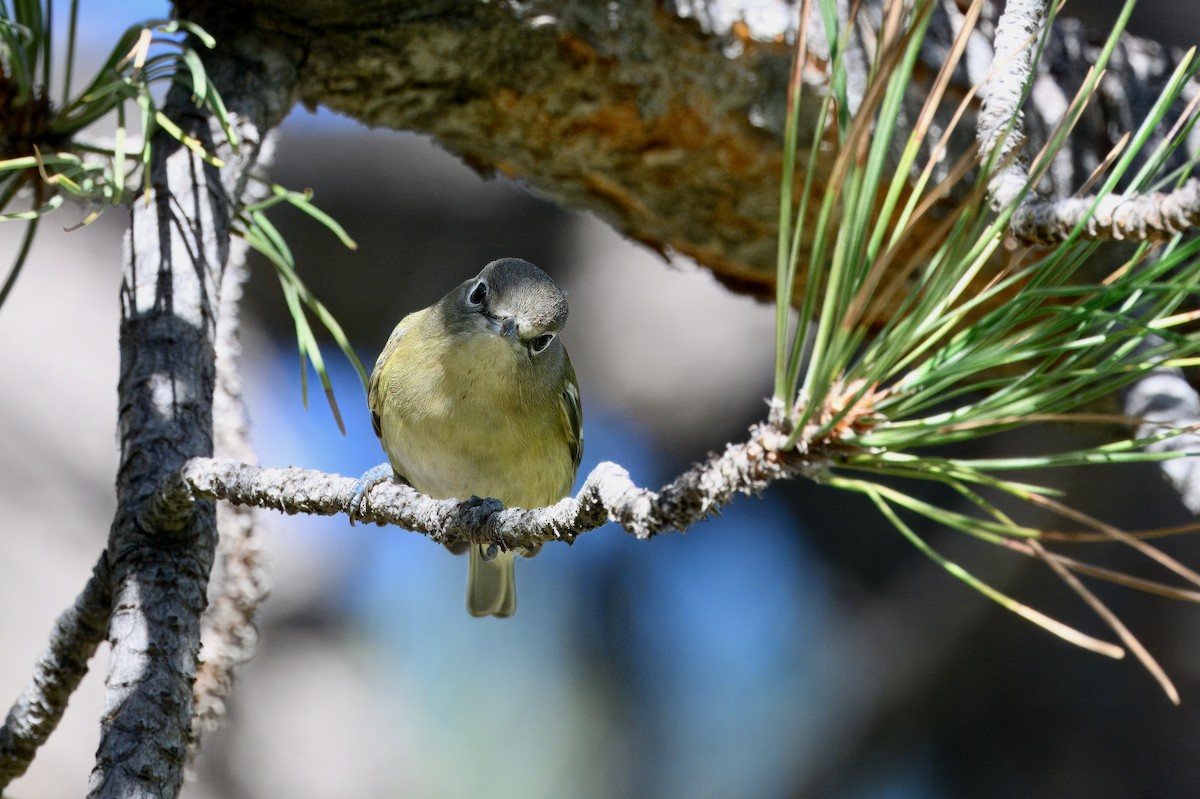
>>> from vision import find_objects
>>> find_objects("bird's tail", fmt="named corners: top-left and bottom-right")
top-left (467, 547), bottom-right (517, 618)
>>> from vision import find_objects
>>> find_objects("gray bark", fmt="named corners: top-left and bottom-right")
top-left (0, 556), bottom-right (111, 788)
top-left (173, 420), bottom-right (818, 548)
top-left (189, 239), bottom-right (272, 765)
top-left (85, 32), bottom-right (298, 799)
top-left (978, 0), bottom-right (1044, 210)
top-left (174, 0), bottom-right (1198, 311)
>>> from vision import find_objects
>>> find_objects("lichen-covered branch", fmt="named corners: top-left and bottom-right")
top-left (1011, 177), bottom-right (1200, 243)
top-left (977, 0), bottom-right (1044, 211)
top-left (0, 555), bottom-right (111, 790)
top-left (88, 32), bottom-right (298, 799)
top-left (1124, 362), bottom-right (1200, 515)
top-left (171, 423), bottom-right (820, 549)
top-left (975, 1), bottom-right (1200, 511)
top-left (979, 0), bottom-right (1200, 245)
top-left (172, 0), bottom-right (1200, 310)
top-left (188, 236), bottom-right (271, 766)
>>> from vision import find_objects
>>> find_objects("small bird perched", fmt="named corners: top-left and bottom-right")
top-left (350, 258), bottom-right (583, 617)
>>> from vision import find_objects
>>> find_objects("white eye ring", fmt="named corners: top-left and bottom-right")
top-left (468, 281), bottom-right (487, 306)
top-left (529, 333), bottom-right (555, 354)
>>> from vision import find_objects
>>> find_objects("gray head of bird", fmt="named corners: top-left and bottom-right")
top-left (444, 257), bottom-right (569, 359)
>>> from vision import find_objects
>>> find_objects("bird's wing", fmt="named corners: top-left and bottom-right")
top-left (367, 315), bottom-right (413, 440)
top-left (560, 349), bottom-right (584, 472)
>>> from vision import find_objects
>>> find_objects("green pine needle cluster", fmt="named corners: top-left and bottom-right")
top-left (236, 184), bottom-right (366, 434)
top-left (0, 0), bottom-right (364, 428)
top-left (774, 0), bottom-right (1200, 701)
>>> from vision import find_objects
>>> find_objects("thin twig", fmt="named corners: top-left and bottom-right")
top-left (172, 423), bottom-right (820, 550)
top-left (0, 554), bottom-right (112, 790)
top-left (1012, 178), bottom-right (1200, 244)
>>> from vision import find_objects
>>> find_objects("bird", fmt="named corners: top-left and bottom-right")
top-left (350, 258), bottom-right (582, 617)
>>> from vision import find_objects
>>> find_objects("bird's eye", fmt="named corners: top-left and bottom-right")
top-left (529, 333), bottom-right (555, 354)
top-left (468, 281), bottom-right (488, 306)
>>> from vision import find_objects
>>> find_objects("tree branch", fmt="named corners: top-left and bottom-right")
top-left (978, 0), bottom-right (1200, 245)
top-left (88, 32), bottom-right (298, 799)
top-left (972, 1), bottom-right (1200, 514)
top-left (977, 0), bottom-right (1200, 512)
top-left (977, 0), bottom-right (1043, 211)
top-left (172, 0), bottom-right (1199, 308)
top-left (168, 423), bottom-right (818, 548)
top-left (0, 555), bottom-right (111, 790)
top-left (1124, 362), bottom-right (1200, 515)
top-left (188, 236), bottom-right (271, 766)
top-left (1011, 177), bottom-right (1200, 243)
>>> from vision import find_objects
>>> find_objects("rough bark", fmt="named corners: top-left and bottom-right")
top-left (172, 0), bottom-right (1198, 310)
top-left (0, 556), bottom-right (111, 789)
top-left (189, 238), bottom-right (271, 766)
top-left (978, 0), bottom-right (1043, 211)
top-left (86, 32), bottom-right (298, 799)
top-left (170, 421), bottom-right (818, 548)
top-left (1012, 177), bottom-right (1200, 242)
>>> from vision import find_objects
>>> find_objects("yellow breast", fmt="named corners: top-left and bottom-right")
top-left (369, 310), bottom-right (574, 508)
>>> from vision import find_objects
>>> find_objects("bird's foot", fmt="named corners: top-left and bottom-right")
top-left (463, 495), bottom-right (505, 559)
top-left (347, 463), bottom-right (397, 525)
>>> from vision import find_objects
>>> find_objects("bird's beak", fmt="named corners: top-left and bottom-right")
top-left (486, 315), bottom-right (517, 337)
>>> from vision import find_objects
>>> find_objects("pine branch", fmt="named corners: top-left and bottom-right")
top-left (977, 0), bottom-right (1043, 211)
top-left (1124, 360), bottom-right (1200, 515)
top-left (87, 34), bottom-right (297, 799)
top-left (188, 236), bottom-right (271, 766)
top-left (172, 0), bottom-right (1200, 306)
top-left (977, 1), bottom-right (1200, 514)
top-left (168, 423), bottom-right (818, 548)
top-left (0, 555), bottom-right (111, 791)
top-left (979, 0), bottom-right (1200, 245)
top-left (1012, 177), bottom-right (1200, 243)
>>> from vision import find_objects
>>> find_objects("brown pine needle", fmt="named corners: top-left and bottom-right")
top-left (1027, 66), bottom-right (1105, 180)
top-left (1026, 539), bottom-right (1179, 704)
top-left (1077, 132), bottom-right (1130, 198)
top-left (1012, 602), bottom-right (1126, 660)
top-left (1004, 539), bottom-right (1200, 602)
top-left (1027, 494), bottom-right (1200, 589)
top-left (1161, 63), bottom-right (1200, 147)
top-left (1040, 521), bottom-right (1200, 543)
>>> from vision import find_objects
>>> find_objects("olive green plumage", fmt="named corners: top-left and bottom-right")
top-left (366, 258), bottom-right (583, 617)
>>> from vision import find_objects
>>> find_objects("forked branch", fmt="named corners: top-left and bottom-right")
top-left (980, 0), bottom-right (1200, 244)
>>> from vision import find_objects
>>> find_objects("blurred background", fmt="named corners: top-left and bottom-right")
top-left (3, 1), bottom-right (1200, 798)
